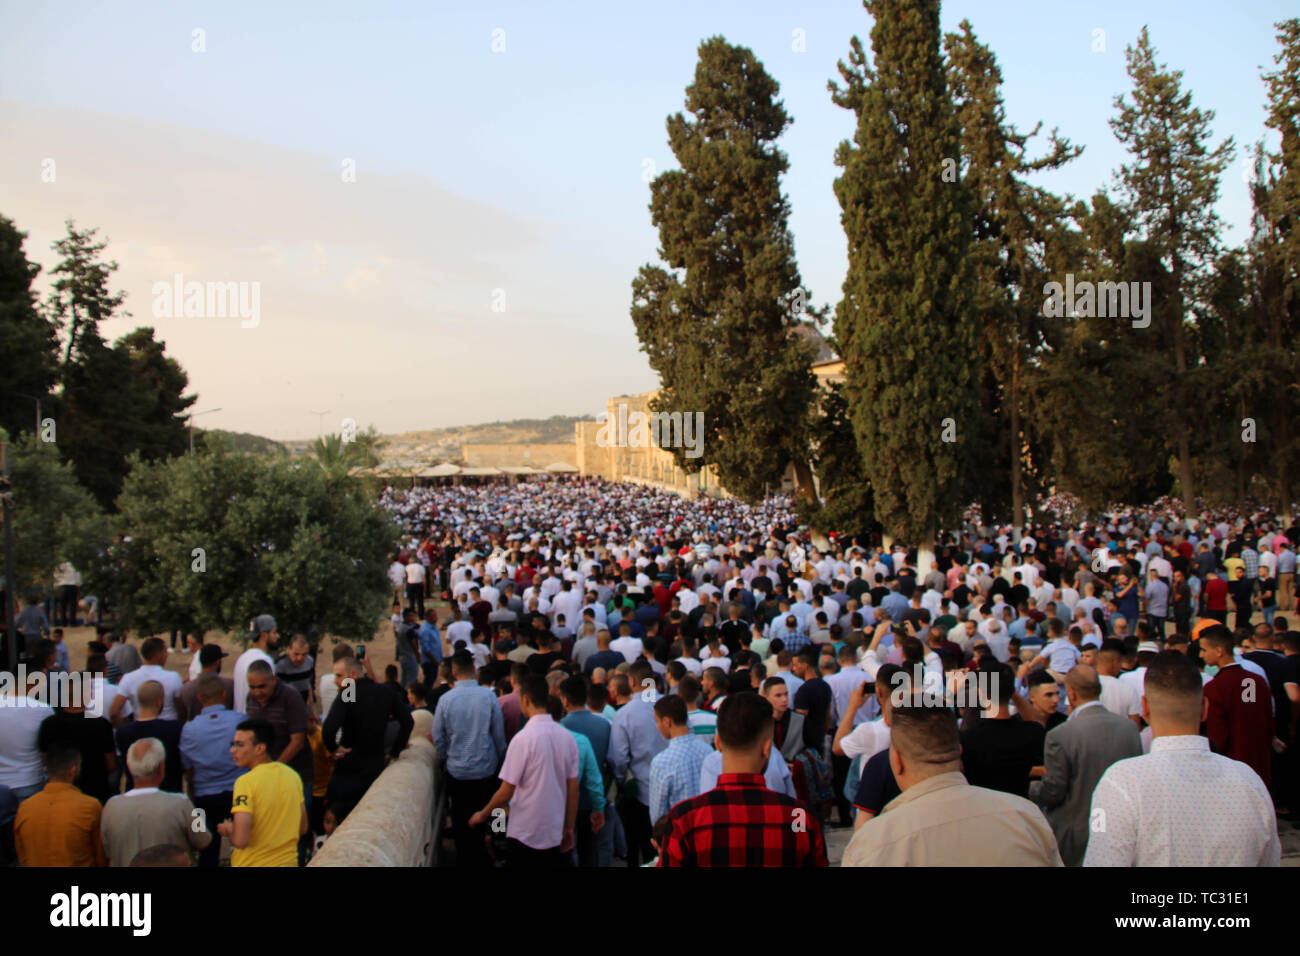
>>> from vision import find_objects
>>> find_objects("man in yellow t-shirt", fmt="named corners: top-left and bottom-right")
top-left (217, 719), bottom-right (307, 867)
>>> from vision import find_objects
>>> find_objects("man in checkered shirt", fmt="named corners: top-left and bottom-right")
top-left (658, 692), bottom-right (827, 867)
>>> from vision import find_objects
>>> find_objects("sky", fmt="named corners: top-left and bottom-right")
top-left (0, 0), bottom-right (1291, 441)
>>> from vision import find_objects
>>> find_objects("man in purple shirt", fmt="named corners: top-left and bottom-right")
top-left (471, 674), bottom-right (578, 866)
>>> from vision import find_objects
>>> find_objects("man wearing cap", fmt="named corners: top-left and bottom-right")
top-left (234, 615), bottom-right (279, 715)
top-left (179, 643), bottom-right (235, 720)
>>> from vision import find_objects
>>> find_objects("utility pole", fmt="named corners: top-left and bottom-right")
top-left (309, 409), bottom-right (331, 438)
top-left (188, 408), bottom-right (222, 455)
top-left (2, 440), bottom-right (17, 674)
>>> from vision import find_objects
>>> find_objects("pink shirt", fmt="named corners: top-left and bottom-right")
top-left (499, 714), bottom-right (578, 850)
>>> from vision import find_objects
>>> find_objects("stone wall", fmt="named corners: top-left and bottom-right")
top-left (460, 442), bottom-right (577, 468)
top-left (307, 738), bottom-right (443, 868)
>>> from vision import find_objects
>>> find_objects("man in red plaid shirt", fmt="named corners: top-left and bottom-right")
top-left (659, 692), bottom-right (828, 867)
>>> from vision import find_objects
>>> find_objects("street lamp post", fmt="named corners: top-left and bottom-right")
top-left (188, 408), bottom-right (223, 455)
top-left (309, 409), bottom-right (331, 438)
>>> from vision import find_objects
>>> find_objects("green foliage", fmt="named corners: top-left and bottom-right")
top-left (944, 21), bottom-right (1082, 523)
top-left (195, 429), bottom-right (289, 457)
top-left (106, 446), bottom-right (399, 642)
top-left (59, 325), bottom-right (196, 509)
top-left (631, 36), bottom-right (819, 501)
top-left (798, 381), bottom-right (874, 534)
top-left (1109, 27), bottom-right (1235, 505)
top-left (0, 217), bottom-right (59, 442)
top-left (4, 434), bottom-right (111, 594)
top-left (830, 0), bottom-right (978, 542)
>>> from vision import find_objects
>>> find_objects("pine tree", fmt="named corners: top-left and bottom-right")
top-left (0, 216), bottom-right (59, 440)
top-left (631, 36), bottom-right (820, 502)
top-left (1257, 19), bottom-right (1300, 515)
top-left (46, 223), bottom-right (195, 508)
top-left (1109, 27), bottom-right (1235, 510)
top-left (830, 0), bottom-right (977, 545)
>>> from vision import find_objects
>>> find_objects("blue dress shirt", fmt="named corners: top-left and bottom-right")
top-left (433, 682), bottom-right (506, 780)
top-left (179, 704), bottom-right (248, 796)
top-left (609, 695), bottom-right (667, 806)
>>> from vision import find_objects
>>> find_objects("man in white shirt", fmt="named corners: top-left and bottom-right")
top-left (232, 615), bottom-right (278, 715)
top-left (444, 607), bottom-right (473, 654)
top-left (112, 636), bottom-right (185, 722)
top-left (1096, 643), bottom-right (1142, 727)
top-left (1084, 650), bottom-right (1280, 867)
top-left (1118, 642), bottom-right (1159, 703)
top-left (610, 626), bottom-right (644, 664)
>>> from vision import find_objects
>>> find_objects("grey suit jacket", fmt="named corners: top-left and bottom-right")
top-left (1030, 702), bottom-right (1142, 866)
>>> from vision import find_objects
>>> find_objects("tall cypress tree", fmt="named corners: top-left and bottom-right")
top-left (831, 0), bottom-right (978, 545)
top-left (1110, 27), bottom-right (1235, 511)
top-left (631, 37), bottom-right (820, 502)
top-left (944, 21), bottom-right (1081, 528)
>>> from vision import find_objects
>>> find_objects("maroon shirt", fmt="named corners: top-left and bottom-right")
top-left (1203, 664), bottom-right (1274, 786)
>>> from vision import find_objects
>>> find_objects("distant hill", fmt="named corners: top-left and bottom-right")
top-left (282, 414), bottom-right (594, 461)
top-left (388, 414), bottom-right (594, 446)
top-left (198, 429), bottom-right (289, 457)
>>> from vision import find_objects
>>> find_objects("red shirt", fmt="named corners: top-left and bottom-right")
top-left (1205, 577), bottom-right (1229, 611)
top-left (1204, 664), bottom-right (1274, 786)
top-left (659, 773), bottom-right (828, 867)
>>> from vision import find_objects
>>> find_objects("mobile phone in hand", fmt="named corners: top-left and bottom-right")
top-left (356, 644), bottom-right (366, 659)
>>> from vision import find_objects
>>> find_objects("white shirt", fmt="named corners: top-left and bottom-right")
top-left (116, 663), bottom-right (185, 720)
top-left (232, 648), bottom-right (274, 715)
top-left (445, 620), bottom-right (473, 651)
top-left (405, 562), bottom-right (426, 585)
top-left (1117, 666), bottom-right (1146, 702)
top-left (0, 695), bottom-right (56, 788)
top-left (188, 653), bottom-right (203, 682)
top-left (1083, 735), bottom-right (1280, 867)
top-left (610, 636), bottom-right (644, 664)
top-left (319, 672), bottom-right (339, 718)
top-left (673, 656), bottom-right (703, 677)
top-left (1098, 674), bottom-right (1141, 718)
top-left (838, 717), bottom-right (891, 760)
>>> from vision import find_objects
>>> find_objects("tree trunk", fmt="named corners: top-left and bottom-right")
top-left (792, 459), bottom-right (817, 506)
top-left (1011, 347), bottom-right (1023, 539)
top-left (1172, 276), bottom-right (1195, 508)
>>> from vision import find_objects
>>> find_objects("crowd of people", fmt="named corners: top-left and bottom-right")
top-left (1, 475), bottom-right (1296, 866)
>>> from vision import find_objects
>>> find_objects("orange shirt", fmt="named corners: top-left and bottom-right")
top-left (15, 781), bottom-right (107, 867)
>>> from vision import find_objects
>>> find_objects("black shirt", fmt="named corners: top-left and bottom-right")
top-left (1245, 650), bottom-right (1291, 739)
top-left (479, 658), bottom-right (513, 686)
top-left (584, 650), bottom-right (626, 675)
top-left (527, 651), bottom-right (565, 675)
top-left (322, 677), bottom-right (413, 778)
top-left (959, 715), bottom-right (1045, 799)
top-left (115, 717), bottom-right (184, 793)
top-left (39, 711), bottom-right (116, 804)
top-left (853, 747), bottom-right (901, 814)
top-left (792, 677), bottom-right (832, 754)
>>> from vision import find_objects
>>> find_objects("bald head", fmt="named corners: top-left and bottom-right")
top-left (1064, 664), bottom-right (1101, 703)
